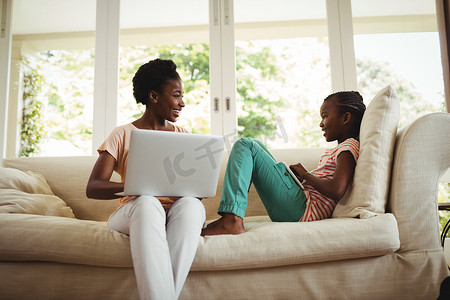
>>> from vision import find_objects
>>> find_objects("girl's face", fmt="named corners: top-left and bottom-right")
top-left (153, 78), bottom-right (185, 122)
top-left (319, 97), bottom-right (347, 143)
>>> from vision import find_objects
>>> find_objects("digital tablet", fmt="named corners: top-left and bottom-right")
top-left (282, 162), bottom-right (304, 190)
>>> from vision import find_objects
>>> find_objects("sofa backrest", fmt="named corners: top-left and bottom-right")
top-left (389, 112), bottom-right (450, 251)
top-left (2, 148), bottom-right (325, 222)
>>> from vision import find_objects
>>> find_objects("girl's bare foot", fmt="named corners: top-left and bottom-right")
top-left (201, 213), bottom-right (245, 236)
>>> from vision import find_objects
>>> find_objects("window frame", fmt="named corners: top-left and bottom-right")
top-left (0, 0), bottom-right (446, 158)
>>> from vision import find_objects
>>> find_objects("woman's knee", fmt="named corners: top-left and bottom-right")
top-left (177, 197), bottom-right (205, 214)
top-left (170, 197), bottom-right (206, 222)
top-left (130, 196), bottom-right (165, 217)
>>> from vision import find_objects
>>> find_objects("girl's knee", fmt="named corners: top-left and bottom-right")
top-left (237, 137), bottom-right (254, 145)
top-left (232, 138), bottom-right (256, 151)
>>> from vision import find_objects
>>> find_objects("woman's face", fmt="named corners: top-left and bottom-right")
top-left (153, 78), bottom-right (185, 122)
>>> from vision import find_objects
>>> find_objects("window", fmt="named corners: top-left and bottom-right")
top-left (234, 0), bottom-right (331, 148)
top-left (11, 0), bottom-right (95, 156)
top-left (118, 0), bottom-right (211, 134)
top-left (352, 0), bottom-right (445, 127)
top-left (3, 0), bottom-right (447, 158)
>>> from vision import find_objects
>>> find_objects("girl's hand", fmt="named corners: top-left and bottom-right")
top-left (289, 163), bottom-right (309, 182)
top-left (292, 151), bottom-right (356, 201)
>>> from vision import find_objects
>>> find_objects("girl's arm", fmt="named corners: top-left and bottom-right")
top-left (290, 151), bottom-right (356, 201)
top-left (86, 151), bottom-right (124, 199)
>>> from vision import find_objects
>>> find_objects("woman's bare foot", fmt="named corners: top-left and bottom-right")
top-left (201, 213), bottom-right (245, 236)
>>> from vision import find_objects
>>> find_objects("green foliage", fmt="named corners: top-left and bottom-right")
top-left (118, 44), bottom-right (284, 139)
top-left (236, 45), bottom-right (278, 79)
top-left (440, 210), bottom-right (450, 234)
top-left (39, 50), bottom-right (94, 154)
top-left (356, 59), bottom-right (444, 128)
top-left (158, 44), bottom-right (210, 92)
top-left (20, 38), bottom-right (446, 156)
top-left (117, 45), bottom-right (211, 134)
top-left (19, 57), bottom-right (45, 157)
top-left (236, 45), bottom-right (285, 142)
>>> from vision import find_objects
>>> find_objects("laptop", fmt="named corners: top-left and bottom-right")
top-left (123, 129), bottom-right (225, 197)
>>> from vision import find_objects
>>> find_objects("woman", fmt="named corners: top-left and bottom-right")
top-left (86, 58), bottom-right (205, 300)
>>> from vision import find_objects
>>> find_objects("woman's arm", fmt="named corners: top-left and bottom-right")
top-left (290, 151), bottom-right (356, 201)
top-left (86, 151), bottom-right (124, 199)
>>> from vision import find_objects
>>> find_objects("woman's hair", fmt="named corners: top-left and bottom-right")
top-left (132, 58), bottom-right (181, 106)
top-left (324, 91), bottom-right (366, 137)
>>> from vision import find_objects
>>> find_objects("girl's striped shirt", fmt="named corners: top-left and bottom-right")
top-left (299, 138), bottom-right (360, 222)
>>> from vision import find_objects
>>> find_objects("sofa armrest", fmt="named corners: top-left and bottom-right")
top-left (389, 112), bottom-right (450, 252)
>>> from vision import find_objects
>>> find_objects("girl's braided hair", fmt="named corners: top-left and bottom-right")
top-left (132, 58), bottom-right (181, 107)
top-left (324, 91), bottom-right (366, 137)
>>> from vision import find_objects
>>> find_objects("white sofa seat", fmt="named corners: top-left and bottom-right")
top-left (0, 212), bottom-right (399, 272)
top-left (195, 214), bottom-right (399, 271)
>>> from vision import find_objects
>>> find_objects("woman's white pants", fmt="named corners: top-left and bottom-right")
top-left (108, 196), bottom-right (206, 300)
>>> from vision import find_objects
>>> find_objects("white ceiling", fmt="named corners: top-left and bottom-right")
top-left (11, 0), bottom-right (436, 35)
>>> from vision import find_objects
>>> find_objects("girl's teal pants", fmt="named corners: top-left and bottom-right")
top-left (218, 138), bottom-right (306, 222)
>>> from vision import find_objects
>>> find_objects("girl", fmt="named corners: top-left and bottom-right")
top-left (202, 91), bottom-right (366, 236)
top-left (86, 59), bottom-right (205, 300)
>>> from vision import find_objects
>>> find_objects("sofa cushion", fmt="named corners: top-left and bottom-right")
top-left (0, 213), bottom-right (399, 270)
top-left (0, 166), bottom-right (53, 195)
top-left (332, 85), bottom-right (400, 219)
top-left (2, 156), bottom-right (121, 221)
top-left (0, 214), bottom-right (131, 267)
top-left (195, 214), bottom-right (400, 271)
top-left (0, 189), bottom-right (75, 218)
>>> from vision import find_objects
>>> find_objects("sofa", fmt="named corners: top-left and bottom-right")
top-left (1, 86), bottom-right (449, 299)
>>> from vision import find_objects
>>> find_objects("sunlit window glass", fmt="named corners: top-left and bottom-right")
top-left (352, 0), bottom-right (445, 127)
top-left (234, 0), bottom-right (331, 149)
top-left (13, 0), bottom-right (95, 156)
top-left (118, 1), bottom-right (210, 134)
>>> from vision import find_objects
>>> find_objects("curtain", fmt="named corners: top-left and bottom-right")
top-left (436, 0), bottom-right (450, 112)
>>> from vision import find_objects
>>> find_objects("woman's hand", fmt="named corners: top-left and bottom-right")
top-left (86, 151), bottom-right (124, 199)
